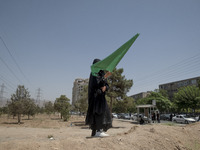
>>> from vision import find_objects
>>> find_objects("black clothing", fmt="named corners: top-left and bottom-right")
top-left (85, 59), bottom-right (112, 132)
top-left (152, 113), bottom-right (156, 123)
top-left (92, 58), bottom-right (101, 64)
top-left (91, 129), bottom-right (96, 136)
top-left (170, 114), bottom-right (173, 121)
top-left (157, 113), bottom-right (160, 123)
top-left (140, 118), bottom-right (144, 125)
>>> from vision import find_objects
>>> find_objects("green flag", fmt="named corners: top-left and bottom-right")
top-left (91, 33), bottom-right (139, 76)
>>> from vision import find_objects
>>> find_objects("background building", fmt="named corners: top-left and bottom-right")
top-left (130, 91), bottom-right (151, 102)
top-left (159, 76), bottom-right (200, 101)
top-left (72, 78), bottom-right (89, 106)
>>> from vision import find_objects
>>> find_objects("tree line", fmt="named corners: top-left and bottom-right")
top-left (1, 69), bottom-right (200, 124)
top-left (0, 85), bottom-right (71, 124)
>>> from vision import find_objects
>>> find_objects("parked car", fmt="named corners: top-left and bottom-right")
top-left (186, 114), bottom-right (200, 121)
top-left (122, 113), bottom-right (131, 120)
top-left (112, 113), bottom-right (118, 118)
top-left (172, 115), bottom-right (196, 124)
top-left (117, 113), bottom-right (125, 119)
top-left (117, 113), bottom-right (131, 120)
top-left (132, 113), bottom-right (138, 121)
top-left (160, 114), bottom-right (170, 121)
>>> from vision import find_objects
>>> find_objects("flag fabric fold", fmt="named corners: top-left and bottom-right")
top-left (91, 33), bottom-right (139, 76)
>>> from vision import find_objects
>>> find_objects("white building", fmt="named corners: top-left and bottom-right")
top-left (72, 78), bottom-right (89, 106)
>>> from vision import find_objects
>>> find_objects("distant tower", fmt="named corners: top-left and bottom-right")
top-left (36, 88), bottom-right (42, 106)
top-left (0, 84), bottom-right (5, 107)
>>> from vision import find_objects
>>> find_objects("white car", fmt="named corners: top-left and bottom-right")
top-left (172, 115), bottom-right (196, 124)
top-left (112, 113), bottom-right (118, 118)
top-left (132, 113), bottom-right (138, 120)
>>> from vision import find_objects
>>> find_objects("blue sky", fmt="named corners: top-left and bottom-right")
top-left (0, 0), bottom-right (200, 102)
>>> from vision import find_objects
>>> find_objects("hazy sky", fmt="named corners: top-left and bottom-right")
top-left (0, 0), bottom-right (200, 102)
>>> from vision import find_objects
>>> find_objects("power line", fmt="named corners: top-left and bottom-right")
top-left (134, 64), bottom-right (200, 89)
top-left (132, 52), bottom-right (200, 92)
top-left (134, 53), bottom-right (200, 84)
top-left (0, 74), bottom-right (16, 90)
top-left (135, 59), bottom-right (200, 86)
top-left (0, 35), bottom-right (31, 85)
top-left (0, 56), bottom-right (22, 83)
top-left (134, 65), bottom-right (200, 90)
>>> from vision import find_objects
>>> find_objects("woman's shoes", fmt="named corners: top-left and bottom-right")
top-left (95, 131), bottom-right (109, 137)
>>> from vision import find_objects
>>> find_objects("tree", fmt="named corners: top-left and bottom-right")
top-left (7, 101), bottom-right (16, 118)
top-left (45, 101), bottom-right (54, 116)
top-left (8, 85), bottom-right (31, 124)
top-left (158, 89), bottom-right (169, 99)
top-left (0, 106), bottom-right (8, 116)
top-left (35, 105), bottom-right (45, 114)
top-left (54, 95), bottom-right (71, 121)
top-left (0, 107), bottom-right (2, 117)
top-left (73, 101), bottom-right (80, 113)
top-left (124, 96), bottom-right (136, 113)
top-left (195, 97), bottom-right (200, 107)
top-left (113, 96), bottom-right (136, 113)
top-left (152, 93), bottom-right (172, 113)
top-left (23, 99), bottom-right (36, 119)
top-left (112, 100), bottom-right (126, 113)
top-left (174, 85), bottom-right (200, 113)
top-left (73, 85), bottom-right (88, 115)
top-left (197, 79), bottom-right (200, 89)
top-left (107, 68), bottom-right (133, 113)
top-left (78, 85), bottom-right (88, 115)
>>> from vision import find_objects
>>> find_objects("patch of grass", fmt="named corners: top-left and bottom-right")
top-left (162, 122), bottom-right (175, 126)
top-left (41, 126), bottom-right (51, 129)
top-left (186, 140), bottom-right (200, 150)
top-left (47, 135), bottom-right (53, 138)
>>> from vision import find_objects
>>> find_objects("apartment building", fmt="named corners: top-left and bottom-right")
top-left (72, 78), bottom-right (89, 105)
top-left (159, 76), bottom-right (200, 101)
top-left (130, 91), bottom-right (151, 101)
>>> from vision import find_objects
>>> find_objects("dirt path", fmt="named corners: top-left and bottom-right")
top-left (0, 114), bottom-right (200, 150)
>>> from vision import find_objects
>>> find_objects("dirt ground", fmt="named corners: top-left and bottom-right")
top-left (0, 114), bottom-right (200, 150)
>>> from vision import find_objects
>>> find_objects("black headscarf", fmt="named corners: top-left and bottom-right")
top-left (92, 58), bottom-right (101, 64)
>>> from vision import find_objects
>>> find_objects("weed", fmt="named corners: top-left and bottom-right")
top-left (47, 135), bottom-right (53, 138)
top-left (186, 140), bottom-right (200, 150)
top-left (162, 122), bottom-right (175, 126)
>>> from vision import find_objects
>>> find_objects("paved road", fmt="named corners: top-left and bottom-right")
top-left (114, 118), bottom-right (188, 126)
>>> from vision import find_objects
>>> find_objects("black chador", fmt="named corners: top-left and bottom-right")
top-left (85, 59), bottom-right (112, 136)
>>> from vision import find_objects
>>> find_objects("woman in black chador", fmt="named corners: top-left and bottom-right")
top-left (85, 59), bottom-right (112, 137)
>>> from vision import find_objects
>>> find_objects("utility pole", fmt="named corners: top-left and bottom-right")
top-left (36, 88), bottom-right (42, 107)
top-left (0, 83), bottom-right (5, 107)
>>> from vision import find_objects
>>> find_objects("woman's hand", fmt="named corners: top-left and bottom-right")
top-left (104, 72), bottom-right (112, 78)
top-left (101, 86), bottom-right (106, 92)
